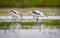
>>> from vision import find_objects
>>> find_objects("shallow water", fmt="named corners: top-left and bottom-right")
top-left (0, 23), bottom-right (60, 38)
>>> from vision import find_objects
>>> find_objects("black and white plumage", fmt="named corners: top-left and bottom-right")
top-left (9, 10), bottom-right (22, 23)
top-left (9, 10), bottom-right (22, 30)
top-left (30, 10), bottom-right (48, 23)
top-left (9, 10), bottom-right (22, 18)
top-left (30, 10), bottom-right (48, 18)
top-left (30, 10), bottom-right (48, 17)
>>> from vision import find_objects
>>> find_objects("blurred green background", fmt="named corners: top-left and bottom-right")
top-left (0, 0), bottom-right (60, 7)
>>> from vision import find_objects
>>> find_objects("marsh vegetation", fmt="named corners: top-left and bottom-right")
top-left (0, 20), bottom-right (60, 29)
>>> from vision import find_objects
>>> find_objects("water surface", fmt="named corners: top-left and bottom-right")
top-left (0, 23), bottom-right (60, 38)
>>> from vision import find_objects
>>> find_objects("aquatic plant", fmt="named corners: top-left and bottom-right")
top-left (0, 20), bottom-right (60, 29)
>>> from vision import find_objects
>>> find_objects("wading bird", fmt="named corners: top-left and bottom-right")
top-left (9, 10), bottom-right (22, 24)
top-left (9, 10), bottom-right (22, 31)
top-left (30, 10), bottom-right (48, 23)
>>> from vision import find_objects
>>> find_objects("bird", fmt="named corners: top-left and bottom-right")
top-left (9, 10), bottom-right (22, 31)
top-left (30, 10), bottom-right (48, 23)
top-left (9, 10), bottom-right (22, 24)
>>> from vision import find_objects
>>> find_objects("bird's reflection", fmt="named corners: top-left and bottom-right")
top-left (3, 22), bottom-right (21, 33)
top-left (31, 24), bottom-right (47, 31)
top-left (3, 23), bottom-right (60, 35)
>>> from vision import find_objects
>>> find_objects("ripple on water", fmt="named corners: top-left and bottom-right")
top-left (0, 23), bottom-right (60, 38)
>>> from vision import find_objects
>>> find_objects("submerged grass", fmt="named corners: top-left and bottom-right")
top-left (21, 22), bottom-right (35, 26)
top-left (0, 22), bottom-right (11, 29)
top-left (21, 20), bottom-right (60, 26)
top-left (0, 20), bottom-right (60, 29)
top-left (42, 20), bottom-right (60, 26)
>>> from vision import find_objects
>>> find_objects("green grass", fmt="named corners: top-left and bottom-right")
top-left (0, 0), bottom-right (59, 7)
top-left (40, 20), bottom-right (60, 26)
top-left (0, 22), bottom-right (11, 29)
top-left (0, 20), bottom-right (60, 29)
top-left (21, 20), bottom-right (60, 26)
top-left (21, 22), bottom-right (35, 26)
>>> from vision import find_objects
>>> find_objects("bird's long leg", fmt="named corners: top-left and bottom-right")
top-left (15, 17), bottom-right (16, 24)
top-left (21, 14), bottom-right (22, 22)
top-left (37, 17), bottom-right (38, 23)
top-left (35, 16), bottom-right (38, 24)
top-left (33, 15), bottom-right (35, 18)
top-left (19, 14), bottom-right (22, 29)
top-left (12, 16), bottom-right (17, 32)
top-left (13, 17), bottom-right (17, 30)
top-left (33, 15), bottom-right (35, 23)
top-left (34, 16), bottom-right (38, 24)
top-left (33, 16), bottom-right (35, 25)
top-left (11, 16), bottom-right (14, 25)
top-left (10, 16), bottom-right (15, 32)
top-left (33, 16), bottom-right (38, 24)
top-left (45, 14), bottom-right (49, 19)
